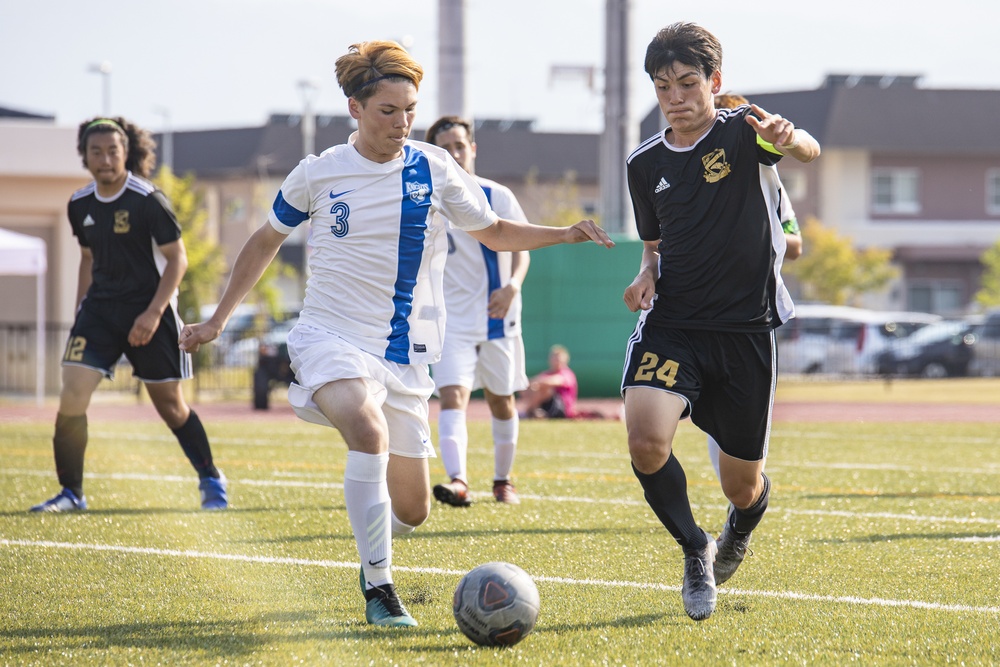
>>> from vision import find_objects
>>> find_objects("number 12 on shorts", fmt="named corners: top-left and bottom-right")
top-left (633, 352), bottom-right (679, 387)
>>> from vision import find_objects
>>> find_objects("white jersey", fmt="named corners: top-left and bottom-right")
top-left (268, 133), bottom-right (497, 365)
top-left (442, 176), bottom-right (527, 343)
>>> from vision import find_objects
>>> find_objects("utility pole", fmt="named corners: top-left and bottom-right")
top-left (438, 0), bottom-right (468, 118)
top-left (599, 0), bottom-right (634, 236)
top-left (154, 106), bottom-right (173, 173)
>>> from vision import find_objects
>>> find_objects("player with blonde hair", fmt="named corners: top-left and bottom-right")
top-left (181, 40), bottom-right (613, 627)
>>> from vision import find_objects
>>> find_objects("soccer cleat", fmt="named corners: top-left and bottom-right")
top-left (492, 480), bottom-right (521, 504)
top-left (714, 508), bottom-right (753, 585)
top-left (681, 530), bottom-right (718, 621)
top-left (30, 487), bottom-right (87, 513)
top-left (364, 583), bottom-right (418, 627)
top-left (199, 472), bottom-right (228, 510)
top-left (433, 479), bottom-right (472, 507)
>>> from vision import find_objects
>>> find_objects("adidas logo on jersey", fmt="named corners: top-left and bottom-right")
top-left (654, 177), bottom-right (671, 193)
top-left (82, 214), bottom-right (96, 227)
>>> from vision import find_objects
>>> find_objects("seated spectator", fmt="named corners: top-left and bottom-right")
top-left (519, 345), bottom-right (578, 419)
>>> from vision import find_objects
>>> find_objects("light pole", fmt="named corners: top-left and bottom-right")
top-left (297, 78), bottom-right (320, 158)
top-left (87, 61), bottom-right (112, 116)
top-left (153, 106), bottom-right (173, 173)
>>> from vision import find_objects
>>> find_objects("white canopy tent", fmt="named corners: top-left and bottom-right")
top-left (0, 228), bottom-right (47, 406)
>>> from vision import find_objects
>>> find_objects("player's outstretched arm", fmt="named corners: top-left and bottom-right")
top-left (469, 218), bottom-right (614, 252)
top-left (746, 104), bottom-right (821, 163)
top-left (179, 223), bottom-right (286, 352)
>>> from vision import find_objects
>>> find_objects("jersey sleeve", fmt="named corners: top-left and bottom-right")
top-left (777, 183), bottom-right (799, 232)
top-left (437, 159), bottom-right (497, 232)
top-left (627, 159), bottom-right (660, 241)
top-left (268, 160), bottom-right (311, 235)
top-left (484, 182), bottom-right (527, 223)
top-left (147, 189), bottom-right (183, 246)
top-left (67, 199), bottom-right (88, 248)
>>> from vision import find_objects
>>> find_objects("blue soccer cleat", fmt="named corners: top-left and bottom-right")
top-left (199, 472), bottom-right (228, 510)
top-left (30, 487), bottom-right (87, 513)
top-left (364, 583), bottom-right (418, 627)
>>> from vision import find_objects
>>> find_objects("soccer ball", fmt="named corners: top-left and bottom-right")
top-left (453, 561), bottom-right (540, 647)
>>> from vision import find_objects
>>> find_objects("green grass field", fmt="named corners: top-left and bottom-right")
top-left (2, 409), bottom-right (999, 665)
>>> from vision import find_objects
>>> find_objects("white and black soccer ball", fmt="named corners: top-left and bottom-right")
top-left (453, 561), bottom-right (540, 647)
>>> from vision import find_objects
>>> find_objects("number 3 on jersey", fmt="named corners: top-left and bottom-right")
top-left (329, 201), bottom-right (350, 237)
top-left (633, 351), bottom-right (679, 387)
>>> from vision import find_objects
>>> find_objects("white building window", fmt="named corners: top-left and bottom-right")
top-left (987, 169), bottom-right (1000, 215)
top-left (872, 168), bottom-right (920, 214)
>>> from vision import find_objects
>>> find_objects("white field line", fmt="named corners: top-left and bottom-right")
top-left (84, 431), bottom-right (1000, 474)
top-left (3, 468), bottom-right (998, 525)
top-left (953, 535), bottom-right (1000, 542)
top-left (1, 537), bottom-right (997, 616)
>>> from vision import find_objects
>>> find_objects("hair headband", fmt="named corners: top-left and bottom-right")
top-left (85, 118), bottom-right (123, 131)
top-left (347, 74), bottom-right (400, 98)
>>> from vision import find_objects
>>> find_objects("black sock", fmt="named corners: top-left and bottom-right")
top-left (172, 410), bottom-right (219, 479)
top-left (53, 413), bottom-right (87, 498)
top-left (632, 453), bottom-right (707, 550)
top-left (730, 472), bottom-right (771, 534)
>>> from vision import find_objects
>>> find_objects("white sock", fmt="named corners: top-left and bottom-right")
top-left (492, 415), bottom-right (518, 481)
top-left (344, 451), bottom-right (391, 589)
top-left (438, 409), bottom-right (468, 482)
top-left (707, 435), bottom-right (722, 481)
top-left (392, 511), bottom-right (415, 537)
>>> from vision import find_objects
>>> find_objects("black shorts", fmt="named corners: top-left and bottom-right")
top-left (621, 318), bottom-right (776, 462)
top-left (539, 394), bottom-right (567, 419)
top-left (62, 298), bottom-right (192, 382)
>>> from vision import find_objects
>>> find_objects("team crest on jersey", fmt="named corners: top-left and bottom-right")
top-left (113, 210), bottom-right (130, 233)
top-left (406, 181), bottom-right (430, 204)
top-left (702, 149), bottom-right (731, 183)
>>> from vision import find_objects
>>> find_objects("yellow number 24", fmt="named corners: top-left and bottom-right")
top-left (633, 352), bottom-right (680, 387)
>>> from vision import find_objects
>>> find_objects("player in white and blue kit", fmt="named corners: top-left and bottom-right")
top-left (425, 116), bottom-right (530, 507)
top-left (180, 40), bottom-right (614, 628)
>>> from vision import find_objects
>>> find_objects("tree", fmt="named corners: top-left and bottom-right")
top-left (153, 167), bottom-right (225, 324)
top-left (975, 238), bottom-right (1000, 309)
top-left (523, 168), bottom-right (599, 228)
top-left (154, 167), bottom-right (295, 326)
top-left (783, 216), bottom-right (898, 305)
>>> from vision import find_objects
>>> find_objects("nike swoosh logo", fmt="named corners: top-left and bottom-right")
top-left (368, 558), bottom-right (386, 566)
top-left (330, 189), bottom-right (354, 200)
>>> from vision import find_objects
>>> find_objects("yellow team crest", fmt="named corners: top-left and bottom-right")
top-left (702, 148), bottom-right (731, 183)
top-left (114, 210), bottom-right (130, 233)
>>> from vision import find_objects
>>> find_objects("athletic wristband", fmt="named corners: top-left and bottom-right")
top-left (780, 133), bottom-right (799, 151)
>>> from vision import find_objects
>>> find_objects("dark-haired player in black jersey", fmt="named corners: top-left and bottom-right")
top-left (30, 117), bottom-right (227, 513)
top-left (620, 22), bottom-right (820, 621)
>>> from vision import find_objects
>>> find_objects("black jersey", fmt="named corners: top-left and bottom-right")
top-left (68, 172), bottom-right (182, 304)
top-left (626, 105), bottom-right (794, 333)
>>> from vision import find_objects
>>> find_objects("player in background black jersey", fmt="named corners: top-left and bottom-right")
top-left (620, 23), bottom-right (819, 621)
top-left (30, 117), bottom-right (227, 513)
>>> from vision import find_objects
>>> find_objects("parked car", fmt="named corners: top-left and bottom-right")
top-left (777, 304), bottom-right (941, 375)
top-left (875, 319), bottom-right (977, 377)
top-left (969, 309), bottom-right (1000, 377)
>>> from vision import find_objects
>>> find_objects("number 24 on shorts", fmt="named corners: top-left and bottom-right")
top-left (633, 352), bottom-right (679, 387)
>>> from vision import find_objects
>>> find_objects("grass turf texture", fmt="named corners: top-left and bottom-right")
top-left (2, 403), bottom-right (999, 665)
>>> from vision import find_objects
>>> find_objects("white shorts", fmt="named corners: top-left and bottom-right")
top-left (431, 335), bottom-right (528, 396)
top-left (286, 323), bottom-right (435, 459)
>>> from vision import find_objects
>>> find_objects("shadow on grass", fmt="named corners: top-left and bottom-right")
top-left (394, 611), bottom-right (671, 655)
top-left (0, 613), bottom-right (532, 657)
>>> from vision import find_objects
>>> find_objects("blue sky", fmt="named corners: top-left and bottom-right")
top-left (2, 0), bottom-right (996, 134)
